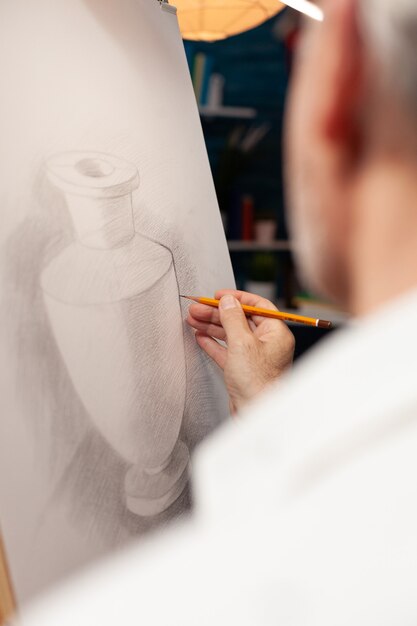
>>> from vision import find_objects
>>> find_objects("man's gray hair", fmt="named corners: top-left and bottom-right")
top-left (359, 0), bottom-right (417, 115)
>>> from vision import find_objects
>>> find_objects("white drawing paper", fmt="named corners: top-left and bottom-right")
top-left (0, 0), bottom-right (234, 606)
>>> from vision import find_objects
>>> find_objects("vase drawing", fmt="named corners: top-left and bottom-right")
top-left (41, 151), bottom-right (190, 516)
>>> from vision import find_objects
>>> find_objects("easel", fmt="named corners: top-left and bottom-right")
top-left (0, 531), bottom-right (16, 625)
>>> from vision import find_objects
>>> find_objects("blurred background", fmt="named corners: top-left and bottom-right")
top-left (180, 5), bottom-right (347, 356)
top-left (184, 11), bottom-right (294, 305)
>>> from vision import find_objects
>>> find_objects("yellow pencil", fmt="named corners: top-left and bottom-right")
top-left (181, 296), bottom-right (333, 329)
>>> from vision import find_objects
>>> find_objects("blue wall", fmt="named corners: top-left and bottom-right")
top-left (184, 11), bottom-right (291, 239)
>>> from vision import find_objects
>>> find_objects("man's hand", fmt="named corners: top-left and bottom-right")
top-left (186, 289), bottom-right (295, 414)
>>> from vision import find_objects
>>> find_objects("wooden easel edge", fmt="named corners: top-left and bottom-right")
top-left (0, 529), bottom-right (17, 625)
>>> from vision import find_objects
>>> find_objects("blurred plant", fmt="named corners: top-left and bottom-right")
top-left (249, 252), bottom-right (277, 282)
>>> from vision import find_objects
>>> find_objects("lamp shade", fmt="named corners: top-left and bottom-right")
top-left (175, 0), bottom-right (285, 42)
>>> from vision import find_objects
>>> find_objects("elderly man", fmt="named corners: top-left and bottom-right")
top-left (23, 0), bottom-right (417, 624)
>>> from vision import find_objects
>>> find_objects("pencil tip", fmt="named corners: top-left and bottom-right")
top-left (180, 295), bottom-right (198, 302)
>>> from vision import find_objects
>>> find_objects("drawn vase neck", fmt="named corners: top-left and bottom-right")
top-left (46, 152), bottom-right (140, 249)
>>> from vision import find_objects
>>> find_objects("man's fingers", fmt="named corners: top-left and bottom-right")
top-left (189, 294), bottom-right (278, 325)
top-left (187, 315), bottom-right (226, 341)
top-left (188, 303), bottom-right (221, 325)
top-left (215, 289), bottom-right (279, 327)
top-left (188, 292), bottom-right (280, 335)
top-left (215, 289), bottom-right (279, 310)
top-left (218, 295), bottom-right (252, 345)
top-left (195, 332), bottom-right (227, 369)
top-left (254, 318), bottom-right (289, 342)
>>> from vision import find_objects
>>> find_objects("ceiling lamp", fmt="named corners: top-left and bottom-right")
top-left (173, 0), bottom-right (323, 42)
top-left (174, 0), bottom-right (285, 42)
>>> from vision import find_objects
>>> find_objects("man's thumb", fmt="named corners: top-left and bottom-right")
top-left (219, 295), bottom-right (251, 344)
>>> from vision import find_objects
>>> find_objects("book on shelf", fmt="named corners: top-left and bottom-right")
top-left (190, 52), bottom-right (215, 106)
top-left (241, 195), bottom-right (254, 241)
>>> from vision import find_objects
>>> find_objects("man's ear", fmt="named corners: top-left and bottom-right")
top-left (321, 0), bottom-right (363, 150)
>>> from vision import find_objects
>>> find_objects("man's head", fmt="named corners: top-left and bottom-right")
top-left (286, 0), bottom-right (417, 311)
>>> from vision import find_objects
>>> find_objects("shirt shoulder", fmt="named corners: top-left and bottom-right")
top-left (194, 289), bottom-right (417, 522)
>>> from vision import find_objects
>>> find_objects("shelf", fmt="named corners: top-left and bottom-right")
top-left (199, 105), bottom-right (257, 119)
top-left (293, 299), bottom-right (349, 325)
top-left (227, 240), bottom-right (292, 252)
top-left (292, 305), bottom-right (349, 326)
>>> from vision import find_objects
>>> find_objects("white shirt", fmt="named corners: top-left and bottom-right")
top-left (22, 288), bottom-right (417, 626)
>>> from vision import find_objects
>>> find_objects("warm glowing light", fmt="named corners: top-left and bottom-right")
top-left (174, 0), bottom-right (286, 42)
top-left (282, 0), bottom-right (323, 21)
top-left (173, 1), bottom-right (323, 42)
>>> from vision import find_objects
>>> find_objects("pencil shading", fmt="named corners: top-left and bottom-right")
top-left (41, 152), bottom-right (190, 516)
top-left (0, 0), bottom-right (234, 606)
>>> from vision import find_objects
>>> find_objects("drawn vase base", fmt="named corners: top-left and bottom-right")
top-left (124, 439), bottom-right (190, 517)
